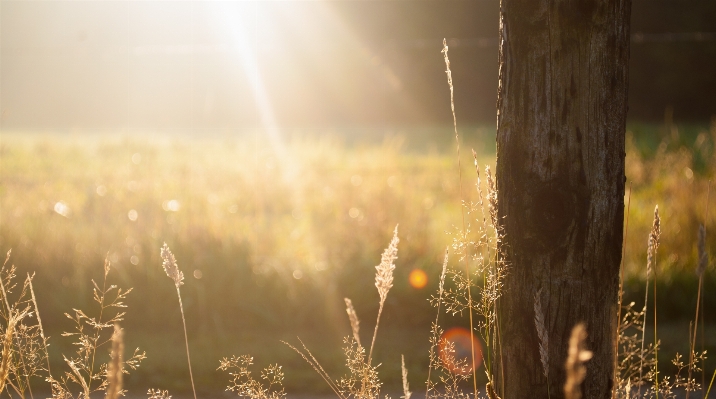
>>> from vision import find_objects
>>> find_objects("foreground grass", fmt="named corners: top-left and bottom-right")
top-left (0, 123), bottom-right (714, 394)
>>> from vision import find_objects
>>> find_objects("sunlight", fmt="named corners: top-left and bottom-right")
top-left (212, 3), bottom-right (289, 169)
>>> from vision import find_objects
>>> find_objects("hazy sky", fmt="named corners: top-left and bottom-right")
top-left (3, 1), bottom-right (714, 131)
top-left (1, 1), bottom-right (498, 132)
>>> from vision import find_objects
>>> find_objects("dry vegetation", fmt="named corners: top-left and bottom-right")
top-left (0, 47), bottom-right (715, 399)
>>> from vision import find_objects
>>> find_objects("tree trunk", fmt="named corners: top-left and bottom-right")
top-left (494, 1), bottom-right (631, 399)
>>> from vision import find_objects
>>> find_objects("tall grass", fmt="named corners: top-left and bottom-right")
top-left (160, 244), bottom-right (197, 399)
top-left (0, 44), bottom-right (714, 399)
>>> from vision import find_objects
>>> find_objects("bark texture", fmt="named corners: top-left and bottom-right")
top-left (494, 1), bottom-right (631, 398)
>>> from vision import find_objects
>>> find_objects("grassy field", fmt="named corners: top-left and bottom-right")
top-left (0, 122), bottom-right (714, 395)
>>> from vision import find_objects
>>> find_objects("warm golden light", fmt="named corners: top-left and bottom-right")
top-left (408, 269), bottom-right (428, 289)
top-left (439, 327), bottom-right (483, 375)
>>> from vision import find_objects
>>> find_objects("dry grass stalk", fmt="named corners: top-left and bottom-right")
top-left (425, 248), bottom-right (448, 399)
top-left (344, 298), bottom-right (361, 348)
top-left (160, 243), bottom-right (184, 288)
top-left (147, 389), bottom-right (171, 399)
top-left (401, 355), bottom-right (411, 399)
top-left (486, 381), bottom-right (501, 399)
top-left (27, 273), bottom-right (51, 377)
top-left (701, 181), bottom-right (711, 395)
top-left (160, 244), bottom-right (196, 399)
top-left (218, 355), bottom-right (286, 399)
top-left (648, 206), bottom-right (661, 399)
top-left (647, 206), bottom-right (661, 279)
top-left (614, 300), bottom-right (656, 398)
top-left (50, 257), bottom-right (144, 399)
top-left (367, 225), bottom-right (399, 365)
top-left (287, 230), bottom-right (400, 399)
top-left (1, 252), bottom-right (55, 399)
top-left (534, 288), bottom-right (549, 379)
top-left (687, 223), bottom-right (708, 399)
top-left (0, 252), bottom-right (35, 399)
top-left (564, 323), bottom-right (592, 399)
top-left (0, 310), bottom-right (27, 394)
top-left (614, 182), bottom-right (632, 399)
top-left (707, 369), bottom-right (716, 398)
top-left (338, 337), bottom-right (381, 399)
top-left (426, 323), bottom-right (471, 399)
top-left (105, 325), bottom-right (123, 399)
top-left (485, 166), bottom-right (498, 230)
top-left (283, 339), bottom-right (344, 399)
top-left (442, 37), bottom-right (478, 399)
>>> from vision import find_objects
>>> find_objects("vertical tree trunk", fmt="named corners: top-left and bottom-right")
top-left (494, 1), bottom-right (631, 398)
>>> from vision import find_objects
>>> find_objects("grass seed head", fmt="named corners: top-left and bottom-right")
top-left (160, 243), bottom-right (184, 288)
top-left (147, 389), bottom-right (171, 399)
top-left (439, 248), bottom-right (448, 297)
top-left (647, 205), bottom-right (661, 277)
top-left (344, 298), bottom-right (361, 347)
top-left (375, 225), bottom-right (399, 303)
top-left (401, 355), bottom-right (411, 399)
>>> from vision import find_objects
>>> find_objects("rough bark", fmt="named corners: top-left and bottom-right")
top-left (494, 1), bottom-right (631, 399)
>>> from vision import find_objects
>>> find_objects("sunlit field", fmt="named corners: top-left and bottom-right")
top-left (0, 122), bottom-right (714, 394)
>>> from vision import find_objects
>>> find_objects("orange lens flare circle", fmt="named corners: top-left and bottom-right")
top-left (408, 269), bottom-right (428, 289)
top-left (439, 327), bottom-right (483, 375)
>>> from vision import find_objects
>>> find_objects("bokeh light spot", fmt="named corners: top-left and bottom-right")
top-left (96, 185), bottom-right (107, 196)
top-left (54, 201), bottom-right (70, 218)
top-left (439, 327), bottom-right (483, 375)
top-left (163, 199), bottom-right (181, 212)
top-left (409, 269), bottom-right (428, 289)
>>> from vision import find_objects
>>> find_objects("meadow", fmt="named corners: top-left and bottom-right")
top-left (0, 120), bottom-right (714, 396)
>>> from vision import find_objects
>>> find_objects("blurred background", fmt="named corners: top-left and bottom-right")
top-left (1, 0), bottom-right (715, 395)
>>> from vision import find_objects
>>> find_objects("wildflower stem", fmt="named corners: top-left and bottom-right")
top-left (614, 182), bottom-right (632, 399)
top-left (176, 286), bottom-right (197, 399)
top-left (442, 38), bottom-right (478, 399)
top-left (425, 249), bottom-right (448, 399)
top-left (654, 262), bottom-right (659, 399)
top-left (367, 301), bottom-right (384, 367)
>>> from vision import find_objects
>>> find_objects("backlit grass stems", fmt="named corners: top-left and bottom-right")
top-left (685, 225), bottom-right (707, 399)
top-left (613, 183), bottom-right (632, 399)
top-left (688, 180), bottom-right (710, 399)
top-left (160, 244), bottom-right (197, 399)
top-left (648, 206), bottom-right (661, 399)
top-left (424, 248), bottom-right (448, 399)
top-left (441, 37), bottom-right (478, 399)
top-left (0, 310), bottom-right (27, 395)
top-left (105, 325), bottom-right (123, 399)
top-left (367, 225), bottom-right (399, 366)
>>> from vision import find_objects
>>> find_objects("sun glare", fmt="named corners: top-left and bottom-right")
top-left (408, 269), bottom-right (428, 289)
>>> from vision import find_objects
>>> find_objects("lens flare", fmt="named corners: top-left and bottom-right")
top-left (439, 327), bottom-right (483, 375)
top-left (408, 269), bottom-right (428, 289)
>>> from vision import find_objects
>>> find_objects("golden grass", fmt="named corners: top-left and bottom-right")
top-left (160, 244), bottom-right (197, 399)
top-left (0, 79), bottom-right (713, 399)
